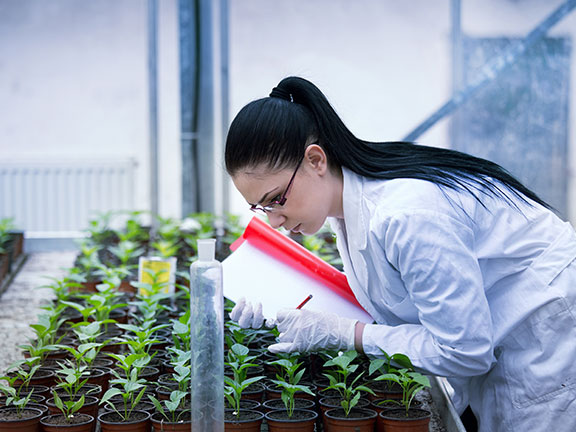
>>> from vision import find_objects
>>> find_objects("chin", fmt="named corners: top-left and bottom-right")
top-left (300, 223), bottom-right (322, 236)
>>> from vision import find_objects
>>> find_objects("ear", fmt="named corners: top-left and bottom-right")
top-left (304, 144), bottom-right (328, 175)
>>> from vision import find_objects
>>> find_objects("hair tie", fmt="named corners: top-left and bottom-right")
top-left (269, 86), bottom-right (294, 103)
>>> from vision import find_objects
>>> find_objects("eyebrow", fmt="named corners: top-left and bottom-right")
top-left (250, 186), bottom-right (281, 206)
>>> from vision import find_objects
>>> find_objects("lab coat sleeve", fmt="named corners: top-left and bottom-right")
top-left (362, 209), bottom-right (495, 377)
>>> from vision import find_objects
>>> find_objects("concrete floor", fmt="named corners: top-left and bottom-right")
top-left (0, 252), bottom-right (76, 374)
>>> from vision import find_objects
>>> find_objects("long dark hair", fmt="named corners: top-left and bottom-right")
top-left (225, 76), bottom-right (550, 209)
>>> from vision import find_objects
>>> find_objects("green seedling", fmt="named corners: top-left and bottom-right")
top-left (59, 322), bottom-right (107, 368)
top-left (84, 211), bottom-right (119, 245)
top-left (53, 361), bottom-right (92, 398)
top-left (224, 321), bottom-right (262, 349)
top-left (224, 344), bottom-right (265, 419)
top-left (131, 268), bottom-right (171, 298)
top-left (100, 371), bottom-right (148, 421)
top-left (368, 351), bottom-right (413, 377)
top-left (100, 353), bottom-right (151, 420)
top-left (0, 218), bottom-right (16, 252)
top-left (155, 215), bottom-right (183, 244)
top-left (150, 239), bottom-right (180, 259)
top-left (0, 361), bottom-right (47, 416)
top-left (148, 392), bottom-right (189, 423)
top-left (94, 266), bottom-right (133, 289)
top-left (323, 350), bottom-right (375, 417)
top-left (61, 288), bottom-right (126, 333)
top-left (117, 210), bottom-right (150, 244)
top-left (115, 320), bottom-right (169, 356)
top-left (105, 352), bottom-right (151, 379)
top-left (148, 362), bottom-right (190, 422)
top-left (267, 355), bottom-right (315, 417)
top-left (108, 240), bottom-right (145, 267)
top-left (72, 240), bottom-right (104, 282)
top-left (0, 377), bottom-right (34, 418)
top-left (51, 392), bottom-right (86, 423)
top-left (19, 310), bottom-right (68, 364)
top-left (170, 310), bottom-right (191, 352)
top-left (41, 276), bottom-right (83, 302)
top-left (374, 369), bottom-right (430, 415)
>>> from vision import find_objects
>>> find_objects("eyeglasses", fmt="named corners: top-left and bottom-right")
top-left (250, 158), bottom-right (303, 215)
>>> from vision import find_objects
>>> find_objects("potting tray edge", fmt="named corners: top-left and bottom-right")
top-left (430, 376), bottom-right (467, 432)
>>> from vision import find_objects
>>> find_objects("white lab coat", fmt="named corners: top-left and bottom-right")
top-left (329, 168), bottom-right (576, 432)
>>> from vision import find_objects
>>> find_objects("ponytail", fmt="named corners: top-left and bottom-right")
top-left (225, 76), bottom-right (551, 210)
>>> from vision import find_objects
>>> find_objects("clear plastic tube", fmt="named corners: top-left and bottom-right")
top-left (190, 239), bottom-right (224, 431)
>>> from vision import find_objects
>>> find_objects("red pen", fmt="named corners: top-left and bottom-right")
top-left (296, 294), bottom-right (313, 309)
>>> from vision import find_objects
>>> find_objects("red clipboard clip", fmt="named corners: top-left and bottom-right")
top-left (231, 217), bottom-right (363, 309)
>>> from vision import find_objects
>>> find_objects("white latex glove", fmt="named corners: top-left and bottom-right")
top-left (229, 297), bottom-right (270, 329)
top-left (268, 309), bottom-right (357, 354)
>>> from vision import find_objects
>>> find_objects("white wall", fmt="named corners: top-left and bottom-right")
top-left (0, 0), bottom-right (575, 230)
top-left (0, 0), bottom-right (181, 226)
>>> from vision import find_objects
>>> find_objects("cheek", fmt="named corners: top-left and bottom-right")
top-left (296, 200), bottom-right (329, 235)
top-left (290, 176), bottom-right (332, 233)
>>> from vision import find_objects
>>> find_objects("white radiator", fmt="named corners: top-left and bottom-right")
top-left (0, 159), bottom-right (136, 234)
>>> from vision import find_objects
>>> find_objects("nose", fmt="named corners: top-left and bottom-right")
top-left (267, 212), bottom-right (286, 229)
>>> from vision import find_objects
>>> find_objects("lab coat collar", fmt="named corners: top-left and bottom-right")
top-left (341, 167), bottom-right (368, 251)
top-left (329, 167), bottom-right (377, 322)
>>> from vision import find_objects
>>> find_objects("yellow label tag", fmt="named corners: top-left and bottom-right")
top-left (138, 259), bottom-right (173, 296)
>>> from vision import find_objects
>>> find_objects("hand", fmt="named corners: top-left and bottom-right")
top-left (268, 309), bottom-right (357, 354)
top-left (229, 297), bottom-right (268, 329)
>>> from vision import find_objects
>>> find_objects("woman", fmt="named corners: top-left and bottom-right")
top-left (225, 76), bottom-right (576, 431)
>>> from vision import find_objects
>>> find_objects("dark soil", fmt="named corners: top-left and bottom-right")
top-left (243, 380), bottom-right (266, 395)
top-left (325, 408), bottom-right (376, 419)
top-left (372, 399), bottom-right (404, 410)
top-left (266, 409), bottom-right (317, 421)
top-left (321, 396), bottom-right (370, 409)
top-left (225, 398), bottom-right (261, 411)
top-left (42, 414), bottom-right (93, 425)
top-left (224, 409), bottom-right (263, 422)
top-left (151, 410), bottom-right (191, 423)
top-left (0, 407), bottom-right (42, 421)
top-left (263, 398), bottom-right (315, 411)
top-left (371, 398), bottom-right (423, 410)
top-left (99, 410), bottom-right (149, 423)
top-left (381, 408), bottom-right (431, 419)
top-left (367, 379), bottom-right (403, 394)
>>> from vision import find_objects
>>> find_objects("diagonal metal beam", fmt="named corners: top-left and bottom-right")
top-left (404, 0), bottom-right (576, 142)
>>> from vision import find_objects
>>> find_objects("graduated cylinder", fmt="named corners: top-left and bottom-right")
top-left (190, 238), bottom-right (224, 431)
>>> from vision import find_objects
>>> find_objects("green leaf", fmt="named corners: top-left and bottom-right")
top-left (53, 392), bottom-right (65, 411)
top-left (391, 353), bottom-right (413, 369)
top-left (241, 376), bottom-right (264, 389)
top-left (369, 359), bottom-right (385, 375)
top-left (374, 373), bottom-right (401, 385)
top-left (124, 381), bottom-right (145, 394)
top-left (165, 400), bottom-right (179, 412)
top-left (169, 391), bottom-right (187, 403)
top-left (133, 386), bottom-right (147, 406)
top-left (173, 321), bottom-right (189, 335)
top-left (70, 395), bottom-right (85, 415)
top-left (147, 395), bottom-right (165, 415)
top-left (231, 344), bottom-right (249, 357)
top-left (349, 392), bottom-right (361, 410)
top-left (100, 388), bottom-right (122, 404)
top-left (294, 369), bottom-right (305, 385)
top-left (293, 384), bottom-right (315, 396)
top-left (78, 342), bottom-right (102, 354)
top-left (409, 373), bottom-right (430, 388)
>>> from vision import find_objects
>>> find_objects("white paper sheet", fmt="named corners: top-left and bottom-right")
top-left (222, 240), bottom-right (373, 323)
